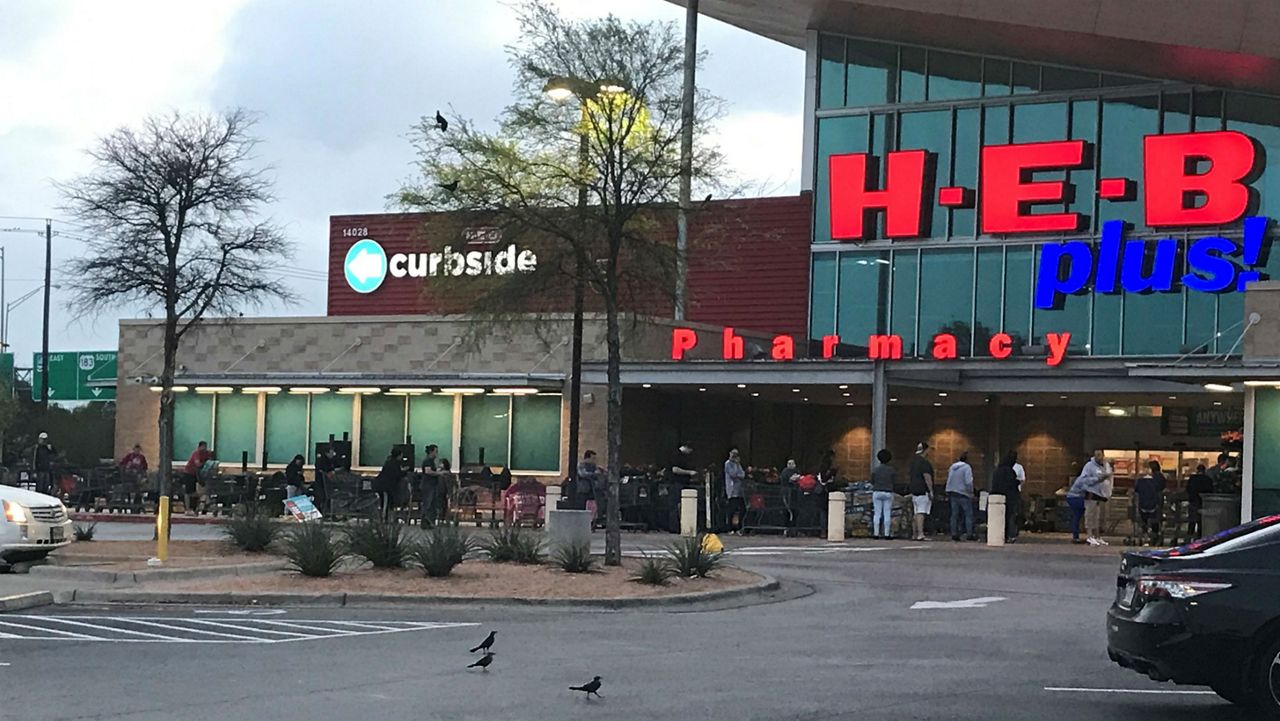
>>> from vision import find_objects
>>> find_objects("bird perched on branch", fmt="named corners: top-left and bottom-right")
top-left (569, 676), bottom-right (602, 698)
top-left (439, 180), bottom-right (459, 193)
top-left (467, 652), bottom-right (494, 671)
top-left (435, 110), bottom-right (448, 132)
top-left (469, 630), bottom-right (496, 653)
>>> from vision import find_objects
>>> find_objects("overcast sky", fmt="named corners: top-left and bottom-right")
top-left (0, 0), bottom-right (803, 368)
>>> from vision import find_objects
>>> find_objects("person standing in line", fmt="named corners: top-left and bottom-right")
top-left (870, 449), bottom-right (896, 540)
top-left (284, 454), bottom-right (306, 499)
top-left (1076, 450), bottom-right (1113, 546)
top-left (990, 451), bottom-right (1021, 543)
top-left (419, 444), bottom-right (442, 527)
top-left (182, 440), bottom-right (213, 515)
top-left (314, 445), bottom-right (336, 515)
top-left (946, 451), bottom-right (976, 541)
top-left (374, 447), bottom-right (405, 522)
top-left (1065, 472), bottom-right (1089, 544)
top-left (1185, 463), bottom-right (1213, 538)
top-left (908, 442), bottom-right (934, 541)
top-left (576, 450), bottom-right (601, 512)
top-left (723, 448), bottom-right (747, 535)
top-left (32, 432), bottom-right (57, 496)
top-left (1133, 460), bottom-right (1167, 545)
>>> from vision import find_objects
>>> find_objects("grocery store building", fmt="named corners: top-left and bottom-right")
top-left (116, 0), bottom-right (1280, 519)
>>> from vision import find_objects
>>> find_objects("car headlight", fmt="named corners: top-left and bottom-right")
top-left (2, 499), bottom-right (28, 523)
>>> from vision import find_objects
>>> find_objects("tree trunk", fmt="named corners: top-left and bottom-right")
top-left (603, 300), bottom-right (623, 566)
top-left (157, 318), bottom-right (179, 502)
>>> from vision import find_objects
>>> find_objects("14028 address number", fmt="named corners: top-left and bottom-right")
top-left (341, 227), bottom-right (368, 238)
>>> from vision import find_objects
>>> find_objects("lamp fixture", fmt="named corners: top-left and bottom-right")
top-left (1204, 383), bottom-right (1235, 393)
top-left (387, 388), bottom-right (431, 395)
top-left (440, 387), bottom-right (484, 395)
top-left (194, 386), bottom-right (233, 394)
top-left (240, 386), bottom-right (282, 394)
top-left (288, 387), bottom-right (331, 394)
top-left (491, 388), bottom-right (538, 395)
top-left (337, 387), bottom-right (381, 395)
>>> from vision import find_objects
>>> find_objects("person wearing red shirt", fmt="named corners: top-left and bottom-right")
top-left (182, 441), bottom-right (213, 514)
top-left (119, 444), bottom-right (148, 473)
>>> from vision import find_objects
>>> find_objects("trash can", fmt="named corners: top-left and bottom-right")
top-left (1199, 493), bottom-right (1241, 538)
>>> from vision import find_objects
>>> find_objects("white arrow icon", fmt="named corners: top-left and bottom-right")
top-left (91, 388), bottom-right (102, 397)
top-left (911, 596), bottom-right (1007, 610)
top-left (347, 248), bottom-right (384, 284)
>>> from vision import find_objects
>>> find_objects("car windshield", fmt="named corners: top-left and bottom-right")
top-left (1162, 514), bottom-right (1280, 556)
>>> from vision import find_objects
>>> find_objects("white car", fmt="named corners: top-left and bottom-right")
top-left (0, 484), bottom-right (72, 567)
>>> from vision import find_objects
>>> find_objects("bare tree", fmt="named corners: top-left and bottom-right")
top-left (59, 109), bottom-right (293, 502)
top-left (398, 1), bottom-right (726, 565)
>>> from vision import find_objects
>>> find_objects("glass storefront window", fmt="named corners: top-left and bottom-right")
top-left (461, 395), bottom-right (510, 467)
top-left (1012, 62), bottom-right (1039, 95)
top-left (1033, 252), bottom-right (1091, 351)
top-left (359, 394), bottom-right (406, 467)
top-left (1100, 96), bottom-right (1158, 228)
top-left (890, 249), bottom-right (919, 355)
top-left (408, 395), bottom-right (454, 460)
top-left (810, 254), bottom-right (837, 340)
top-left (982, 59), bottom-right (1011, 96)
top-left (983, 105), bottom-right (1010, 145)
top-left (1227, 93), bottom-right (1280, 218)
top-left (1194, 90), bottom-right (1224, 131)
top-left (265, 392), bottom-right (308, 465)
top-left (815, 115), bottom-right (869, 243)
top-left (918, 248), bottom-right (975, 351)
top-left (837, 252), bottom-right (887, 347)
top-left (1092, 291), bottom-right (1122, 355)
top-left (173, 393), bottom-right (213, 463)
top-left (309, 394), bottom-right (353, 466)
top-left (927, 50), bottom-right (982, 101)
top-left (1003, 247), bottom-right (1032, 348)
top-left (818, 35), bottom-right (845, 108)
top-left (1185, 291), bottom-right (1217, 353)
top-left (1162, 92), bottom-right (1191, 133)
top-left (898, 110), bottom-right (951, 236)
top-left (214, 393), bottom-right (257, 464)
top-left (846, 40), bottom-right (897, 107)
top-left (952, 108), bottom-right (980, 237)
top-left (1069, 100), bottom-right (1099, 232)
top-left (1041, 66), bottom-right (1099, 92)
top-left (899, 46), bottom-right (926, 103)
top-left (974, 247), bottom-right (1004, 353)
top-left (1013, 102), bottom-right (1067, 144)
top-left (511, 395), bottom-right (562, 472)
top-left (1124, 286), bottom-right (1184, 355)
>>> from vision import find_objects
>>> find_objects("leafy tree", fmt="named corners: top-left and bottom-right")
top-left (58, 110), bottom-right (293, 501)
top-left (398, 1), bottom-right (726, 565)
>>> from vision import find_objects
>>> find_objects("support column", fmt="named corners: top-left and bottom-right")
top-left (1244, 386), bottom-right (1256, 522)
top-left (871, 361), bottom-right (887, 475)
top-left (986, 395), bottom-right (1002, 490)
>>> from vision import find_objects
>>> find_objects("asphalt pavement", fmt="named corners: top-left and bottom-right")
top-left (0, 532), bottom-right (1250, 721)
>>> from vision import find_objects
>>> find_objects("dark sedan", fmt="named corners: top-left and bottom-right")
top-left (1108, 513), bottom-right (1280, 715)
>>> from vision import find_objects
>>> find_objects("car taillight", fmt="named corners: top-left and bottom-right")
top-left (1136, 576), bottom-right (1232, 600)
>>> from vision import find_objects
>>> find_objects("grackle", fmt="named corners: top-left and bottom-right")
top-left (467, 652), bottom-right (494, 671)
top-left (439, 180), bottom-right (459, 192)
top-left (469, 631), bottom-right (496, 653)
top-left (435, 110), bottom-right (449, 132)
top-left (569, 676), bottom-right (602, 698)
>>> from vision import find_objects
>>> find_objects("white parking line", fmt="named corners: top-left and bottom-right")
top-left (0, 616), bottom-right (479, 644)
top-left (36, 617), bottom-right (179, 641)
top-left (0, 619), bottom-right (102, 640)
top-left (118, 618), bottom-right (268, 642)
top-left (1044, 687), bottom-right (1216, 695)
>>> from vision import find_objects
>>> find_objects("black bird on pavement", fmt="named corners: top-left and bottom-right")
top-left (467, 652), bottom-right (495, 671)
top-left (435, 110), bottom-right (448, 132)
top-left (439, 180), bottom-right (459, 192)
top-left (470, 631), bottom-right (496, 653)
top-left (569, 676), bottom-right (602, 698)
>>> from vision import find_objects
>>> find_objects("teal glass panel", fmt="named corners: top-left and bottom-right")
top-left (870, 113), bottom-right (895, 239)
top-left (1012, 63), bottom-right (1039, 94)
top-left (1003, 247), bottom-right (1032, 348)
top-left (1226, 93), bottom-right (1280, 219)
top-left (818, 35), bottom-right (845, 108)
top-left (511, 394), bottom-right (561, 472)
top-left (1185, 290), bottom-right (1217, 355)
top-left (974, 247), bottom-right (1004, 354)
top-left (1069, 100), bottom-right (1099, 232)
top-left (461, 395), bottom-right (510, 467)
top-left (1162, 92), bottom-right (1191, 133)
top-left (359, 394), bottom-right (406, 467)
top-left (1101, 73), bottom-right (1150, 88)
top-left (1092, 292), bottom-right (1122, 355)
top-left (890, 249), bottom-right (919, 355)
top-left (1032, 251), bottom-right (1091, 351)
top-left (836, 251), bottom-right (888, 348)
top-left (1194, 90), bottom-right (1224, 131)
top-left (1100, 96), bottom-right (1159, 228)
top-left (899, 47), bottom-right (925, 103)
top-left (1041, 66), bottom-right (1099, 92)
top-left (214, 393), bottom-right (257, 464)
top-left (408, 394), bottom-right (455, 462)
top-left (918, 248), bottom-right (975, 351)
top-left (982, 59), bottom-right (1011, 96)
top-left (1252, 389), bottom-right (1280, 492)
top-left (309, 394), bottom-right (353, 465)
top-left (810, 254), bottom-right (838, 340)
top-left (1123, 290), bottom-right (1184, 355)
top-left (952, 108), bottom-right (980, 237)
top-left (1013, 102), bottom-right (1068, 144)
top-left (173, 393), bottom-right (213, 463)
top-left (1217, 291), bottom-right (1245, 355)
top-left (927, 51), bottom-right (982, 101)
top-left (265, 393), bottom-right (308, 466)
top-left (983, 105), bottom-right (1010, 145)
top-left (898, 110), bottom-right (951, 236)
top-left (846, 40), bottom-right (897, 107)
top-left (815, 115), bottom-right (870, 243)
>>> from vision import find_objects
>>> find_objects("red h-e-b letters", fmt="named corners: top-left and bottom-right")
top-left (980, 140), bottom-right (1086, 234)
top-left (1144, 130), bottom-right (1258, 227)
top-left (828, 150), bottom-right (929, 240)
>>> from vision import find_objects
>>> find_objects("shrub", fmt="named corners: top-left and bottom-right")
top-left (222, 502), bottom-right (277, 553)
top-left (631, 554), bottom-right (674, 586)
top-left (346, 519), bottom-right (411, 568)
top-left (482, 527), bottom-right (543, 564)
top-left (666, 534), bottom-right (723, 578)
top-left (552, 542), bottom-right (596, 573)
top-left (72, 522), bottom-right (97, 542)
top-left (414, 526), bottom-right (475, 578)
top-left (282, 521), bottom-right (345, 578)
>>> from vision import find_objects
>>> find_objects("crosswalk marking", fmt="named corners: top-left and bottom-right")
top-left (0, 616), bottom-right (479, 644)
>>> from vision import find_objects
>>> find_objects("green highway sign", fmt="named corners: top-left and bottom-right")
top-left (0, 353), bottom-right (13, 389)
top-left (32, 351), bottom-right (117, 401)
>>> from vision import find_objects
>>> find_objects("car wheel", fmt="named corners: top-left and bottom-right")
top-left (1252, 637), bottom-right (1280, 717)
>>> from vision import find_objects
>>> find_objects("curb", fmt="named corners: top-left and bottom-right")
top-left (0, 591), bottom-right (55, 613)
top-left (68, 572), bottom-right (780, 610)
top-left (70, 513), bottom-right (231, 526)
top-left (29, 561), bottom-right (287, 585)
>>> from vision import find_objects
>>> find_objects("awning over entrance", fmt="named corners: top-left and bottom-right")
top-left (160, 372), bottom-right (564, 391)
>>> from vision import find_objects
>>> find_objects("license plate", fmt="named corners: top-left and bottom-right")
top-left (1118, 583), bottom-right (1136, 608)
top-left (50, 526), bottom-right (64, 542)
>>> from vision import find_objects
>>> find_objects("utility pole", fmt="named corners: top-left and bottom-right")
top-left (674, 0), bottom-right (698, 320)
top-left (40, 219), bottom-right (50, 409)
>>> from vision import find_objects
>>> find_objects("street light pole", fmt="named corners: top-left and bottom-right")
top-left (40, 219), bottom-right (51, 409)
top-left (674, 0), bottom-right (698, 321)
top-left (567, 131), bottom-right (589, 492)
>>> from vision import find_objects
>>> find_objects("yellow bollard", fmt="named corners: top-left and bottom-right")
top-left (156, 496), bottom-right (170, 562)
